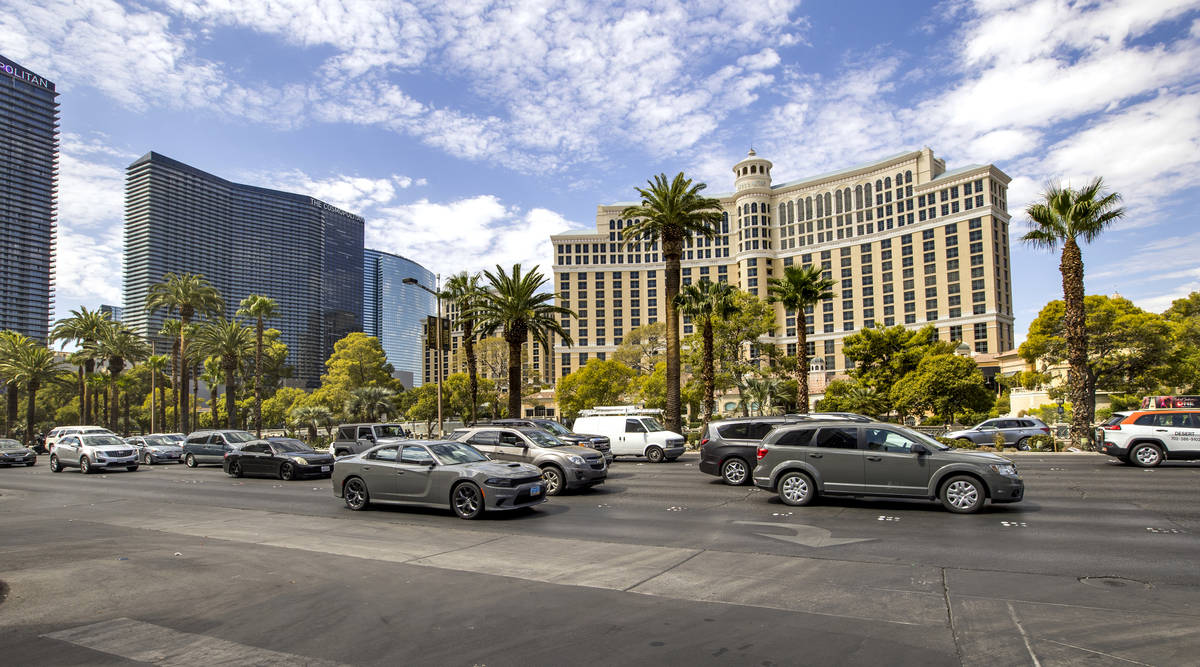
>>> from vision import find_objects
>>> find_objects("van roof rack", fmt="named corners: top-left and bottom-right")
top-left (578, 405), bottom-right (664, 416)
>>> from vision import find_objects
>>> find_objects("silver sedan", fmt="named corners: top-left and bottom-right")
top-left (332, 440), bottom-right (547, 519)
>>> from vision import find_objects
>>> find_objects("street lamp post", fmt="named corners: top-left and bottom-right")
top-left (403, 275), bottom-right (443, 438)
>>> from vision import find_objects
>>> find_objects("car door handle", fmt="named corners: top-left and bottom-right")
top-left (810, 453), bottom-right (823, 458)
top-left (396, 471), bottom-right (405, 475)
top-left (1156, 429), bottom-right (1168, 432)
top-left (361, 465), bottom-right (372, 470)
top-left (866, 456), bottom-right (882, 461)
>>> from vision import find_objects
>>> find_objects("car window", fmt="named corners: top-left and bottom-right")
top-left (774, 428), bottom-right (815, 446)
top-left (82, 435), bottom-right (126, 447)
top-left (866, 428), bottom-right (918, 453)
top-left (357, 426), bottom-right (374, 440)
top-left (523, 430), bottom-right (564, 447)
top-left (718, 423), bottom-right (749, 439)
top-left (367, 446), bottom-right (399, 461)
top-left (468, 430), bottom-right (499, 446)
top-left (272, 440), bottom-right (312, 452)
top-left (337, 426), bottom-right (354, 440)
top-left (375, 425), bottom-right (406, 438)
top-left (59, 436), bottom-right (78, 446)
top-left (428, 442), bottom-right (489, 465)
top-left (401, 445), bottom-right (434, 465)
top-left (498, 431), bottom-right (524, 446)
top-left (813, 427), bottom-right (858, 449)
top-left (0, 440), bottom-right (23, 450)
top-left (626, 419), bottom-right (646, 433)
top-left (642, 418), bottom-right (665, 432)
top-left (978, 421), bottom-right (997, 430)
top-left (540, 421), bottom-right (571, 436)
top-left (241, 443), bottom-right (270, 454)
top-left (747, 422), bottom-right (776, 440)
top-left (186, 434), bottom-right (207, 444)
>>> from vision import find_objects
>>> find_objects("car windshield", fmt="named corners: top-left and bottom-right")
top-left (144, 435), bottom-right (174, 447)
top-left (271, 439), bottom-right (313, 452)
top-left (375, 425), bottom-right (407, 438)
top-left (429, 442), bottom-right (489, 465)
top-left (223, 431), bottom-right (257, 443)
top-left (539, 421), bottom-right (571, 436)
top-left (82, 435), bottom-right (126, 447)
top-left (897, 427), bottom-right (951, 450)
top-left (163, 434), bottom-right (184, 442)
top-left (642, 418), bottom-right (665, 432)
top-left (0, 440), bottom-right (23, 450)
top-left (524, 430), bottom-right (566, 447)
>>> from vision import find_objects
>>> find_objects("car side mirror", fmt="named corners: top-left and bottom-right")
top-left (911, 443), bottom-right (929, 455)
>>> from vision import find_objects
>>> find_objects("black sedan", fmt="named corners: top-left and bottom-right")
top-left (0, 439), bottom-right (36, 466)
top-left (223, 437), bottom-right (335, 480)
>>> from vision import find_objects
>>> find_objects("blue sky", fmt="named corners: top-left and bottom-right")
top-left (5, 0), bottom-right (1199, 346)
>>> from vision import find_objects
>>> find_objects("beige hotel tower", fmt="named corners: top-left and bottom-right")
top-left (549, 148), bottom-right (1014, 396)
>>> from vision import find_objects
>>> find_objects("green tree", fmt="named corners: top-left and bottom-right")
top-left (442, 272), bottom-right (486, 425)
top-left (236, 294), bottom-right (280, 438)
top-left (159, 319), bottom-right (184, 429)
top-left (684, 290), bottom-right (777, 400)
top-left (199, 358), bottom-right (223, 427)
top-left (815, 379), bottom-right (885, 417)
top-left (1022, 177), bottom-right (1125, 448)
top-left (290, 404), bottom-right (332, 443)
top-left (767, 265), bottom-right (835, 413)
top-left (0, 331), bottom-right (27, 437)
top-left (143, 354), bottom-right (169, 432)
top-left (842, 325), bottom-right (956, 415)
top-left (470, 264), bottom-right (574, 419)
top-left (95, 323), bottom-right (150, 433)
top-left (345, 386), bottom-right (397, 421)
top-left (191, 318), bottom-right (254, 429)
top-left (612, 322), bottom-right (667, 374)
top-left (311, 332), bottom-right (398, 411)
top-left (742, 375), bottom-right (785, 416)
top-left (675, 279), bottom-right (739, 425)
top-left (50, 306), bottom-right (112, 423)
top-left (633, 361), bottom-right (668, 411)
top-left (405, 384), bottom-right (438, 433)
top-left (145, 272), bottom-right (224, 434)
top-left (620, 172), bottom-right (724, 434)
top-left (444, 373), bottom-right (498, 422)
top-left (891, 354), bottom-right (993, 424)
top-left (1164, 292), bottom-right (1200, 392)
top-left (0, 336), bottom-right (64, 447)
top-left (261, 387), bottom-right (307, 429)
top-left (556, 358), bottom-right (636, 420)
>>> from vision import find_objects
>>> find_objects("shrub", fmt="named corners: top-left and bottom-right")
top-left (993, 432), bottom-right (1006, 449)
top-left (1028, 434), bottom-right (1056, 452)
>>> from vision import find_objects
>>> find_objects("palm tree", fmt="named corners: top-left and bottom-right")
top-left (144, 354), bottom-right (169, 432)
top-left (767, 265), bottom-right (835, 413)
top-left (191, 318), bottom-right (254, 429)
top-left (621, 172), bottom-right (723, 433)
top-left (1022, 178), bottom-right (1124, 449)
top-left (0, 331), bottom-right (26, 437)
top-left (200, 358), bottom-right (223, 427)
top-left (470, 264), bottom-right (574, 419)
top-left (95, 323), bottom-right (150, 433)
top-left (236, 294), bottom-right (279, 438)
top-left (160, 319), bottom-right (182, 429)
top-left (50, 306), bottom-right (112, 423)
top-left (145, 272), bottom-right (224, 434)
top-left (442, 273), bottom-right (485, 425)
top-left (290, 404), bottom-right (332, 443)
top-left (742, 375), bottom-right (782, 416)
top-left (675, 279), bottom-right (739, 426)
top-left (0, 337), bottom-right (63, 447)
top-left (346, 386), bottom-right (396, 421)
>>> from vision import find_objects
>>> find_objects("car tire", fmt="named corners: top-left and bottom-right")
top-left (49, 454), bottom-right (62, 473)
top-left (540, 465), bottom-right (564, 496)
top-left (127, 465), bottom-right (138, 472)
top-left (80, 456), bottom-right (92, 474)
top-left (451, 482), bottom-right (484, 520)
top-left (721, 457), bottom-right (751, 486)
top-left (778, 471), bottom-right (815, 506)
top-left (343, 477), bottom-right (369, 511)
top-left (940, 475), bottom-right (985, 513)
top-left (26, 460), bottom-right (36, 467)
top-left (1016, 437), bottom-right (1031, 451)
top-left (229, 460), bottom-right (243, 478)
top-left (279, 462), bottom-right (295, 481)
top-left (143, 453), bottom-right (154, 465)
top-left (1131, 443), bottom-right (1163, 468)
top-left (646, 446), bottom-right (665, 463)
top-left (185, 453), bottom-right (197, 468)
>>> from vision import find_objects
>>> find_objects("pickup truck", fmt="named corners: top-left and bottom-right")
top-left (329, 423), bottom-right (411, 458)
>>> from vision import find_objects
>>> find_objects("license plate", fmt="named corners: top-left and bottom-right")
top-left (530, 485), bottom-right (540, 495)
top-left (321, 465), bottom-right (331, 472)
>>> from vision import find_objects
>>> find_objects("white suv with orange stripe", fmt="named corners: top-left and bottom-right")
top-left (1098, 410), bottom-right (1200, 467)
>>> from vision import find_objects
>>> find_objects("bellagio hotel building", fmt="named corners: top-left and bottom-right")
top-left (550, 147), bottom-right (1015, 390)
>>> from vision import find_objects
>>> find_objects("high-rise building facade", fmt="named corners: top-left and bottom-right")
top-left (363, 248), bottom-right (435, 389)
top-left (0, 55), bottom-right (58, 340)
top-left (551, 148), bottom-right (1014, 390)
top-left (123, 152), bottom-right (364, 387)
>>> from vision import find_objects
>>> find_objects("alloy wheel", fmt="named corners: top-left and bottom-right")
top-left (722, 459), bottom-right (748, 485)
top-left (945, 480), bottom-right (980, 511)
top-left (453, 484), bottom-right (482, 519)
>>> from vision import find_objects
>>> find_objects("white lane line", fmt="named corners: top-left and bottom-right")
top-left (1006, 601), bottom-right (1041, 667)
top-left (43, 617), bottom-right (348, 666)
top-left (1042, 639), bottom-right (1155, 666)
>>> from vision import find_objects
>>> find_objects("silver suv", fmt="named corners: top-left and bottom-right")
top-left (944, 417), bottom-right (1050, 450)
top-left (452, 426), bottom-right (607, 496)
top-left (753, 420), bottom-right (1024, 513)
top-left (49, 433), bottom-right (139, 474)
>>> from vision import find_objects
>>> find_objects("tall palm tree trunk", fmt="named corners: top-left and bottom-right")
top-left (192, 366), bottom-right (199, 429)
top-left (225, 364), bottom-right (238, 429)
top-left (24, 382), bottom-right (39, 448)
top-left (663, 238), bottom-right (683, 433)
top-left (211, 384), bottom-right (221, 428)
top-left (5, 383), bottom-right (17, 438)
top-left (159, 383), bottom-right (167, 432)
top-left (1060, 238), bottom-right (1091, 448)
top-left (702, 319), bottom-right (715, 424)
top-left (796, 324), bottom-right (811, 414)
top-left (77, 367), bottom-right (85, 422)
top-left (179, 319), bottom-right (190, 434)
top-left (464, 322), bottom-right (478, 426)
top-left (83, 358), bottom-right (95, 423)
top-left (506, 335), bottom-right (523, 418)
top-left (109, 371), bottom-right (121, 432)
top-left (170, 344), bottom-right (180, 431)
top-left (254, 318), bottom-right (263, 437)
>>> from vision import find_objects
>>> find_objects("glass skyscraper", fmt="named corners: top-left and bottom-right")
top-left (363, 248), bottom-right (435, 388)
top-left (0, 54), bottom-right (57, 341)
top-left (123, 152), bottom-right (364, 388)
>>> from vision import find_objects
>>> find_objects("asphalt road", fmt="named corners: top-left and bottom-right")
top-left (0, 452), bottom-right (1197, 666)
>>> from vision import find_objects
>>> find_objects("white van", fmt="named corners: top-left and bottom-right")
top-left (573, 407), bottom-right (686, 463)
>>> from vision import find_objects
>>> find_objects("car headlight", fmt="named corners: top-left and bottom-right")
top-left (289, 456), bottom-right (309, 465)
top-left (484, 477), bottom-right (514, 487)
top-left (988, 463), bottom-right (1019, 477)
top-left (566, 455), bottom-right (584, 466)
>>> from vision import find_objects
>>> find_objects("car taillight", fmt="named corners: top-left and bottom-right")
top-left (1102, 424), bottom-right (1121, 430)
top-left (1040, 427), bottom-right (1051, 434)
top-left (700, 438), bottom-right (709, 447)
top-left (757, 447), bottom-right (769, 460)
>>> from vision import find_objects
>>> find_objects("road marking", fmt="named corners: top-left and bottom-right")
top-left (1000, 521), bottom-right (1027, 527)
top-left (1145, 527), bottom-right (1185, 534)
top-left (665, 505), bottom-right (687, 511)
top-left (733, 520), bottom-right (874, 547)
top-left (43, 618), bottom-right (348, 666)
top-left (1006, 602), bottom-right (1042, 667)
top-left (877, 515), bottom-right (901, 521)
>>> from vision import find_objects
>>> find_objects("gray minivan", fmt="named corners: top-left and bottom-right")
top-left (753, 420), bottom-right (1024, 513)
top-left (182, 429), bottom-right (256, 467)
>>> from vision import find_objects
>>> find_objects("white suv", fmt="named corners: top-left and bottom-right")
top-left (49, 433), bottom-right (139, 474)
top-left (46, 426), bottom-right (116, 453)
top-left (1099, 410), bottom-right (1200, 467)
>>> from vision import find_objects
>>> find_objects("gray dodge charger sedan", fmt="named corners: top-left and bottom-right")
top-left (332, 440), bottom-right (547, 519)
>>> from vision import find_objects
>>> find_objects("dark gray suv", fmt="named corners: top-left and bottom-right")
top-left (944, 417), bottom-right (1050, 450)
top-left (700, 416), bottom-right (803, 485)
top-left (753, 421), bottom-right (1024, 513)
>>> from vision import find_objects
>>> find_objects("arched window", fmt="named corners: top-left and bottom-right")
top-left (855, 185), bottom-right (863, 209)
top-left (750, 202), bottom-right (758, 213)
top-left (905, 170), bottom-right (912, 184)
top-left (816, 195), bottom-right (824, 217)
top-left (737, 205), bottom-right (742, 216)
top-left (896, 173), bottom-right (903, 186)
top-left (865, 182), bottom-right (873, 204)
top-left (876, 179), bottom-right (882, 191)
top-left (787, 200), bottom-right (794, 224)
top-left (844, 187), bottom-right (852, 209)
top-left (778, 203), bottom-right (785, 222)
top-left (824, 193), bottom-right (832, 216)
top-left (834, 190), bottom-right (843, 214)
top-left (884, 176), bottom-right (892, 190)
top-left (805, 197), bottom-right (813, 220)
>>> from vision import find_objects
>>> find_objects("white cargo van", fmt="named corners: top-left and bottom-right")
top-left (573, 407), bottom-right (686, 463)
